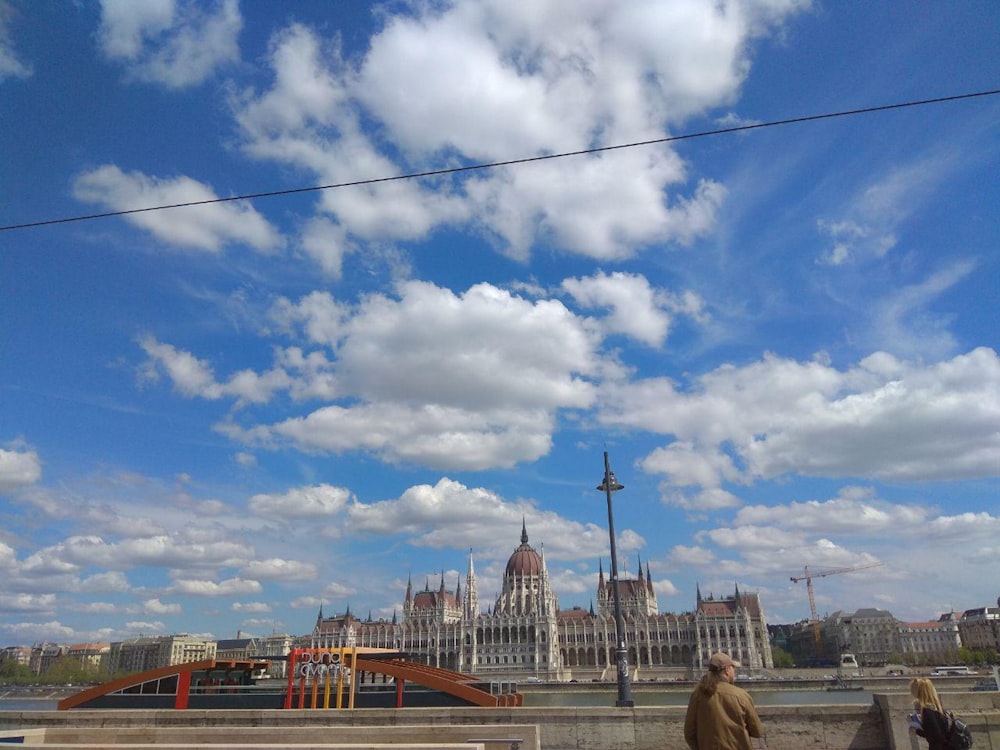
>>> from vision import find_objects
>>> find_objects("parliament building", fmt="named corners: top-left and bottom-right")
top-left (308, 522), bottom-right (773, 680)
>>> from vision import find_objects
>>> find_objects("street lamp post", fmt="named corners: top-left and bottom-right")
top-left (596, 450), bottom-right (634, 708)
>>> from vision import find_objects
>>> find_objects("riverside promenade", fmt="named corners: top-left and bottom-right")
top-left (2, 691), bottom-right (999, 750)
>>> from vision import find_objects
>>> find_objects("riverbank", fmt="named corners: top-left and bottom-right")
top-left (0, 687), bottom-right (77, 701)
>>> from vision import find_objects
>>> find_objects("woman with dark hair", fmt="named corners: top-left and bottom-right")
top-left (909, 677), bottom-right (950, 749)
top-left (684, 652), bottom-right (764, 749)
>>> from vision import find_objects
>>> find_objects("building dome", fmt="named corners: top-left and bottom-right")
top-left (505, 521), bottom-right (543, 576)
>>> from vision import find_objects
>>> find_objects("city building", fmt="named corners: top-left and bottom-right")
top-left (258, 632), bottom-right (296, 679)
top-left (106, 635), bottom-right (216, 675)
top-left (898, 614), bottom-right (962, 664)
top-left (957, 603), bottom-right (1000, 654)
top-left (0, 645), bottom-right (32, 670)
top-left (308, 522), bottom-right (774, 679)
top-left (840, 608), bottom-right (900, 666)
top-left (66, 642), bottom-right (110, 671)
top-left (29, 642), bottom-right (67, 675)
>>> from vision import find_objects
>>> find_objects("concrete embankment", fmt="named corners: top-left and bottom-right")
top-left (2, 691), bottom-right (999, 750)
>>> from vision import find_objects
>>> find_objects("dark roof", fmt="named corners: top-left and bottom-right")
top-left (215, 638), bottom-right (253, 650)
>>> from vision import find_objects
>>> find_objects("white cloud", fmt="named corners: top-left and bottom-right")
top-left (0, 6), bottom-right (32, 81)
top-left (0, 541), bottom-right (15, 568)
top-left (864, 260), bottom-right (977, 360)
top-left (266, 401), bottom-right (556, 472)
top-left (233, 452), bottom-right (257, 468)
top-left (170, 577), bottom-right (262, 597)
top-left (78, 571), bottom-right (131, 593)
top-left (299, 217), bottom-right (352, 279)
top-left (0, 593), bottom-right (55, 614)
top-left (563, 271), bottom-right (675, 347)
top-left (248, 485), bottom-right (351, 520)
top-left (0, 443), bottom-right (41, 492)
top-left (141, 597), bottom-right (181, 615)
top-left (661, 486), bottom-right (743, 512)
top-left (232, 22), bottom-right (345, 137)
top-left (604, 347), bottom-right (1000, 490)
top-left (241, 559), bottom-right (318, 582)
top-left (98, 0), bottom-right (242, 88)
top-left (668, 545), bottom-right (716, 567)
top-left (735, 486), bottom-right (929, 534)
top-left (139, 335), bottom-right (290, 403)
top-left (348, 478), bottom-right (511, 537)
top-left (0, 620), bottom-right (76, 642)
top-left (162, 281), bottom-right (600, 470)
top-left (228, 1), bottom-right (801, 265)
top-left (56, 534), bottom-right (248, 571)
top-left (346, 477), bottom-right (619, 565)
top-left (466, 151), bottom-right (725, 261)
top-left (269, 292), bottom-right (350, 348)
top-left (73, 165), bottom-right (283, 252)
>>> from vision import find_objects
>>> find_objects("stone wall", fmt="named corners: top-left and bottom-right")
top-left (2, 692), bottom-right (999, 750)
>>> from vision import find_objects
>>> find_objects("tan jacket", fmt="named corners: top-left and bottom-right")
top-left (684, 679), bottom-right (764, 750)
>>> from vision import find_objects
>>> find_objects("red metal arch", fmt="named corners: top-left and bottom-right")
top-left (57, 658), bottom-right (267, 711)
top-left (352, 655), bottom-right (522, 707)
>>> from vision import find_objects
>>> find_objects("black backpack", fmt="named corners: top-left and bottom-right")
top-left (947, 711), bottom-right (973, 749)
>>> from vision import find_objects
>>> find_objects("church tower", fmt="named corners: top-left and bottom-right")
top-left (464, 549), bottom-right (479, 619)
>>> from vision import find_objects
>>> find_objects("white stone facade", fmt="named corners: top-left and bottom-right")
top-left (309, 523), bottom-right (774, 679)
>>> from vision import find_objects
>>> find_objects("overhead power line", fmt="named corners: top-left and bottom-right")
top-left (2, 88), bottom-right (998, 233)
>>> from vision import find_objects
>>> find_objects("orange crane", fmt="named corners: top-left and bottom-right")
top-left (790, 561), bottom-right (884, 661)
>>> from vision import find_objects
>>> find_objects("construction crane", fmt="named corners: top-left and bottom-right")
top-left (790, 561), bottom-right (884, 661)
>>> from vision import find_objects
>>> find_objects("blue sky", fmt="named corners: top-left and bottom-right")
top-left (1, 0), bottom-right (998, 647)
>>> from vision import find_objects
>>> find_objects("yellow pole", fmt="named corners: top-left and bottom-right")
top-left (310, 659), bottom-right (319, 709)
top-left (323, 652), bottom-right (332, 709)
top-left (348, 647), bottom-right (356, 709)
top-left (335, 647), bottom-right (345, 709)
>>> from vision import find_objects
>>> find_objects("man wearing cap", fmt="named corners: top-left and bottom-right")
top-left (684, 652), bottom-right (764, 749)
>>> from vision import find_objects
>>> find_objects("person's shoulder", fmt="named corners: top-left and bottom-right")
top-left (717, 680), bottom-right (750, 697)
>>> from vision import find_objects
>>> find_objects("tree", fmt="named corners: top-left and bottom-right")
top-left (0, 658), bottom-right (34, 684)
top-left (40, 655), bottom-right (103, 685)
top-left (770, 645), bottom-right (794, 668)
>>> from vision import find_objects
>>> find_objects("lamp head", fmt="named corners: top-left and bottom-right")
top-left (597, 471), bottom-right (624, 493)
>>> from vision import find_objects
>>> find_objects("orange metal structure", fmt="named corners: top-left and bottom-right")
top-left (57, 650), bottom-right (521, 711)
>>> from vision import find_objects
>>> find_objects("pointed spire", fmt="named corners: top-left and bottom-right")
top-left (392, 609), bottom-right (397, 625)
top-left (589, 598), bottom-right (596, 616)
top-left (598, 559), bottom-right (606, 586)
top-left (405, 572), bottom-right (413, 603)
top-left (520, 516), bottom-right (528, 545)
top-left (697, 583), bottom-right (702, 604)
top-left (439, 569), bottom-right (446, 594)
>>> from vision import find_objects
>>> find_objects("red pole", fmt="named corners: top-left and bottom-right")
top-left (175, 670), bottom-right (191, 710)
top-left (395, 677), bottom-right (404, 708)
top-left (284, 650), bottom-right (298, 709)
